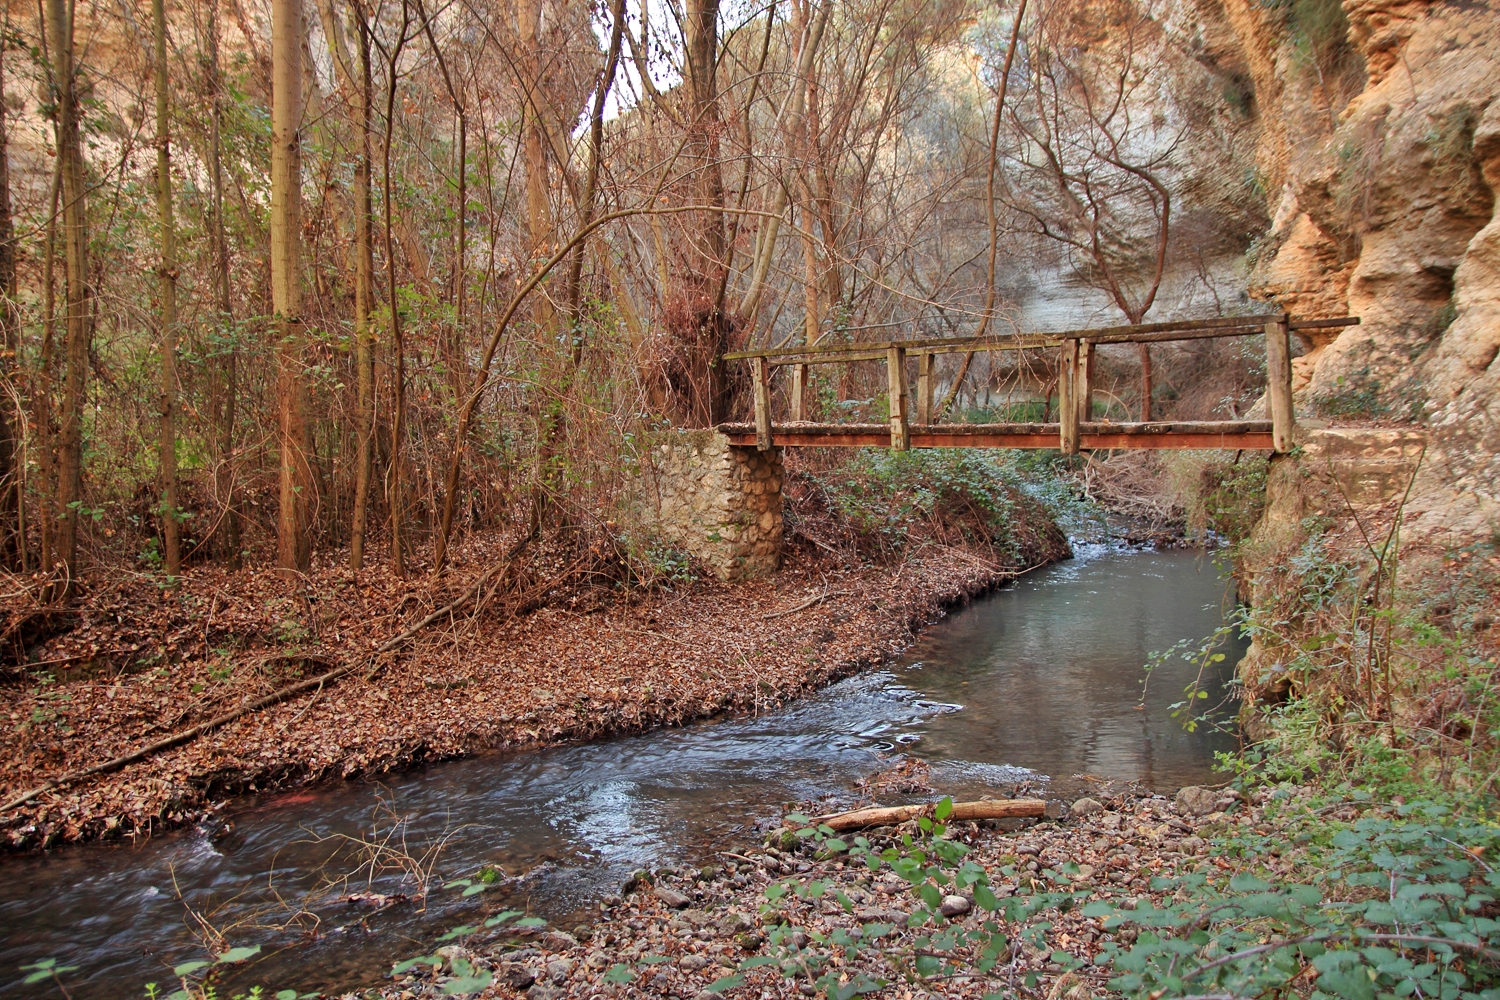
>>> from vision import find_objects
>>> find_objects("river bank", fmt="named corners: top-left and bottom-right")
top-left (355, 780), bottom-right (1247, 1000)
top-left (0, 527), bottom-right (1067, 851)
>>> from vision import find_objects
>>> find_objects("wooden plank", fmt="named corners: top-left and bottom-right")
top-left (1078, 340), bottom-right (1094, 424)
top-left (1081, 432), bottom-right (1274, 450)
top-left (887, 346), bottom-right (910, 451)
top-left (752, 356), bottom-right (774, 451)
top-left (789, 363), bottom-right (808, 421)
top-left (1083, 324), bottom-right (1264, 346)
top-left (1289, 316), bottom-right (1360, 331)
top-left (718, 420), bottom-right (1272, 437)
top-left (1059, 338), bottom-right (1080, 455)
top-left (1265, 314), bottom-right (1294, 453)
top-left (726, 332), bottom-right (1057, 361)
top-left (916, 351), bottom-right (934, 424)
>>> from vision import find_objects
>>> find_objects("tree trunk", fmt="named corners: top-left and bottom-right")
top-left (382, 1), bottom-right (411, 576)
top-left (153, 0), bottom-right (179, 577)
top-left (349, 2), bottom-right (375, 571)
top-left (0, 47), bottom-right (21, 570)
top-left (45, 0), bottom-right (90, 582)
top-left (680, 0), bottom-right (731, 426)
top-left (206, 0), bottom-right (240, 568)
top-left (271, 0), bottom-right (311, 576)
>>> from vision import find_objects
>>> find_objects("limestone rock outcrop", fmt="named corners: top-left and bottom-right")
top-left (1212, 0), bottom-right (1499, 549)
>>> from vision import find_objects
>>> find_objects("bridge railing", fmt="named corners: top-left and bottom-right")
top-left (721, 313), bottom-right (1359, 454)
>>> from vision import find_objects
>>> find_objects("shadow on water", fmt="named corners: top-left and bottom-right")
top-left (0, 547), bottom-right (1242, 998)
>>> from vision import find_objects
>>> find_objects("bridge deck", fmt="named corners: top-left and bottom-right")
top-left (718, 420), bottom-right (1274, 451)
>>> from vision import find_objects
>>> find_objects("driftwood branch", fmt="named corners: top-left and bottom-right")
top-left (762, 589), bottom-right (852, 621)
top-left (795, 798), bottom-right (1048, 831)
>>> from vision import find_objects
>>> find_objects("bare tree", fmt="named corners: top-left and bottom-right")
top-left (1002, 0), bottom-right (1180, 419)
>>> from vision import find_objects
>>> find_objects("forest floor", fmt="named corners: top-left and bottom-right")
top-left (358, 775), bottom-right (1249, 1000)
top-left (0, 529), bottom-right (1066, 851)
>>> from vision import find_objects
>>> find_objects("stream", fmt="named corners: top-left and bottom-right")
top-left (0, 546), bottom-right (1243, 998)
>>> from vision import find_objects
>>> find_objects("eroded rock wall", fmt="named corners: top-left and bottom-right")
top-left (1220, 0), bottom-right (1500, 549)
top-left (1202, 0), bottom-right (1499, 716)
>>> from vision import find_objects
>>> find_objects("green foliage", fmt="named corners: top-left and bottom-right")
top-left (795, 449), bottom-right (1084, 562)
top-left (1192, 455), bottom-right (1269, 546)
top-left (751, 800), bottom-right (1091, 997)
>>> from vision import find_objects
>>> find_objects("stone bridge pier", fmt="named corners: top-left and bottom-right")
top-left (631, 429), bottom-right (784, 581)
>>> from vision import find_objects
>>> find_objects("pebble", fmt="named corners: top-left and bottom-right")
top-left (655, 885), bottom-right (693, 909)
top-left (939, 894), bottom-right (972, 917)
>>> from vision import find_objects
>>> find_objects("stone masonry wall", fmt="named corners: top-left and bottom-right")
top-left (630, 429), bottom-right (783, 581)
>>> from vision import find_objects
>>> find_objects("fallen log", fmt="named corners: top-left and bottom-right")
top-left (796, 798), bottom-right (1047, 831)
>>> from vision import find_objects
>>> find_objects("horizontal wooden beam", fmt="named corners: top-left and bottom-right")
top-left (725, 315), bottom-right (1360, 363)
top-left (716, 421), bottom-right (1274, 451)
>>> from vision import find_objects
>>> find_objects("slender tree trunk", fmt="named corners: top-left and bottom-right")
top-left (0, 43), bottom-right (21, 570)
top-left (45, 0), bottom-right (90, 582)
top-left (349, 2), bottom-right (375, 570)
top-left (382, 2), bottom-right (411, 575)
top-left (271, 0), bottom-right (312, 576)
top-left (153, 0), bottom-right (180, 577)
top-left (37, 165), bottom-right (59, 574)
top-left (683, 0), bottom-right (730, 425)
top-left (206, 0), bottom-right (240, 567)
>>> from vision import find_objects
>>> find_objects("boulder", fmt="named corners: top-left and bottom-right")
top-left (1175, 786), bottom-right (1217, 816)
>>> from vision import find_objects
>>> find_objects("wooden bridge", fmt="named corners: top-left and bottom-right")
top-left (719, 313), bottom-right (1359, 455)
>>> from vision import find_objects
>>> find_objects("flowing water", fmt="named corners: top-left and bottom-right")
top-left (0, 546), bottom-right (1243, 998)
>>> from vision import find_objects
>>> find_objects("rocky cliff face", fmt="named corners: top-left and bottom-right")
top-left (1197, 0), bottom-right (1499, 716)
top-left (1224, 0), bottom-right (1499, 546)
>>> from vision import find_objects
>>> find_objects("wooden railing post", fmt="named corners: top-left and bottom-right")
top-left (916, 351), bottom-right (934, 425)
top-left (1077, 340), bottom-right (1094, 425)
top-left (789, 363), bottom-right (808, 421)
top-left (1265, 313), bottom-right (1294, 453)
top-left (1059, 338), bottom-right (1080, 455)
top-left (753, 356), bottom-right (774, 451)
top-left (887, 346), bottom-right (910, 451)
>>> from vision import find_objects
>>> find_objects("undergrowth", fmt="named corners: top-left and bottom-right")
top-left (783, 450), bottom-right (1079, 568)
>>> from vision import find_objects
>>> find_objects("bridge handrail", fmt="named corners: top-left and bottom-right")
top-left (722, 314), bottom-right (1358, 362)
top-left (732, 313), bottom-right (1359, 457)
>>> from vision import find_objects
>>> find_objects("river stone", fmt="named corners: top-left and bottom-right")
top-left (717, 911), bottom-right (753, 935)
top-left (655, 885), bottom-right (693, 909)
top-left (679, 954), bottom-right (709, 971)
top-left (546, 958), bottom-right (575, 984)
top-left (499, 963), bottom-right (537, 989)
top-left (856, 906), bottom-right (908, 925)
top-left (1175, 786), bottom-right (1217, 816)
top-left (939, 895), bottom-right (972, 917)
top-left (1070, 797), bottom-right (1104, 817)
top-left (541, 930), bottom-right (578, 951)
